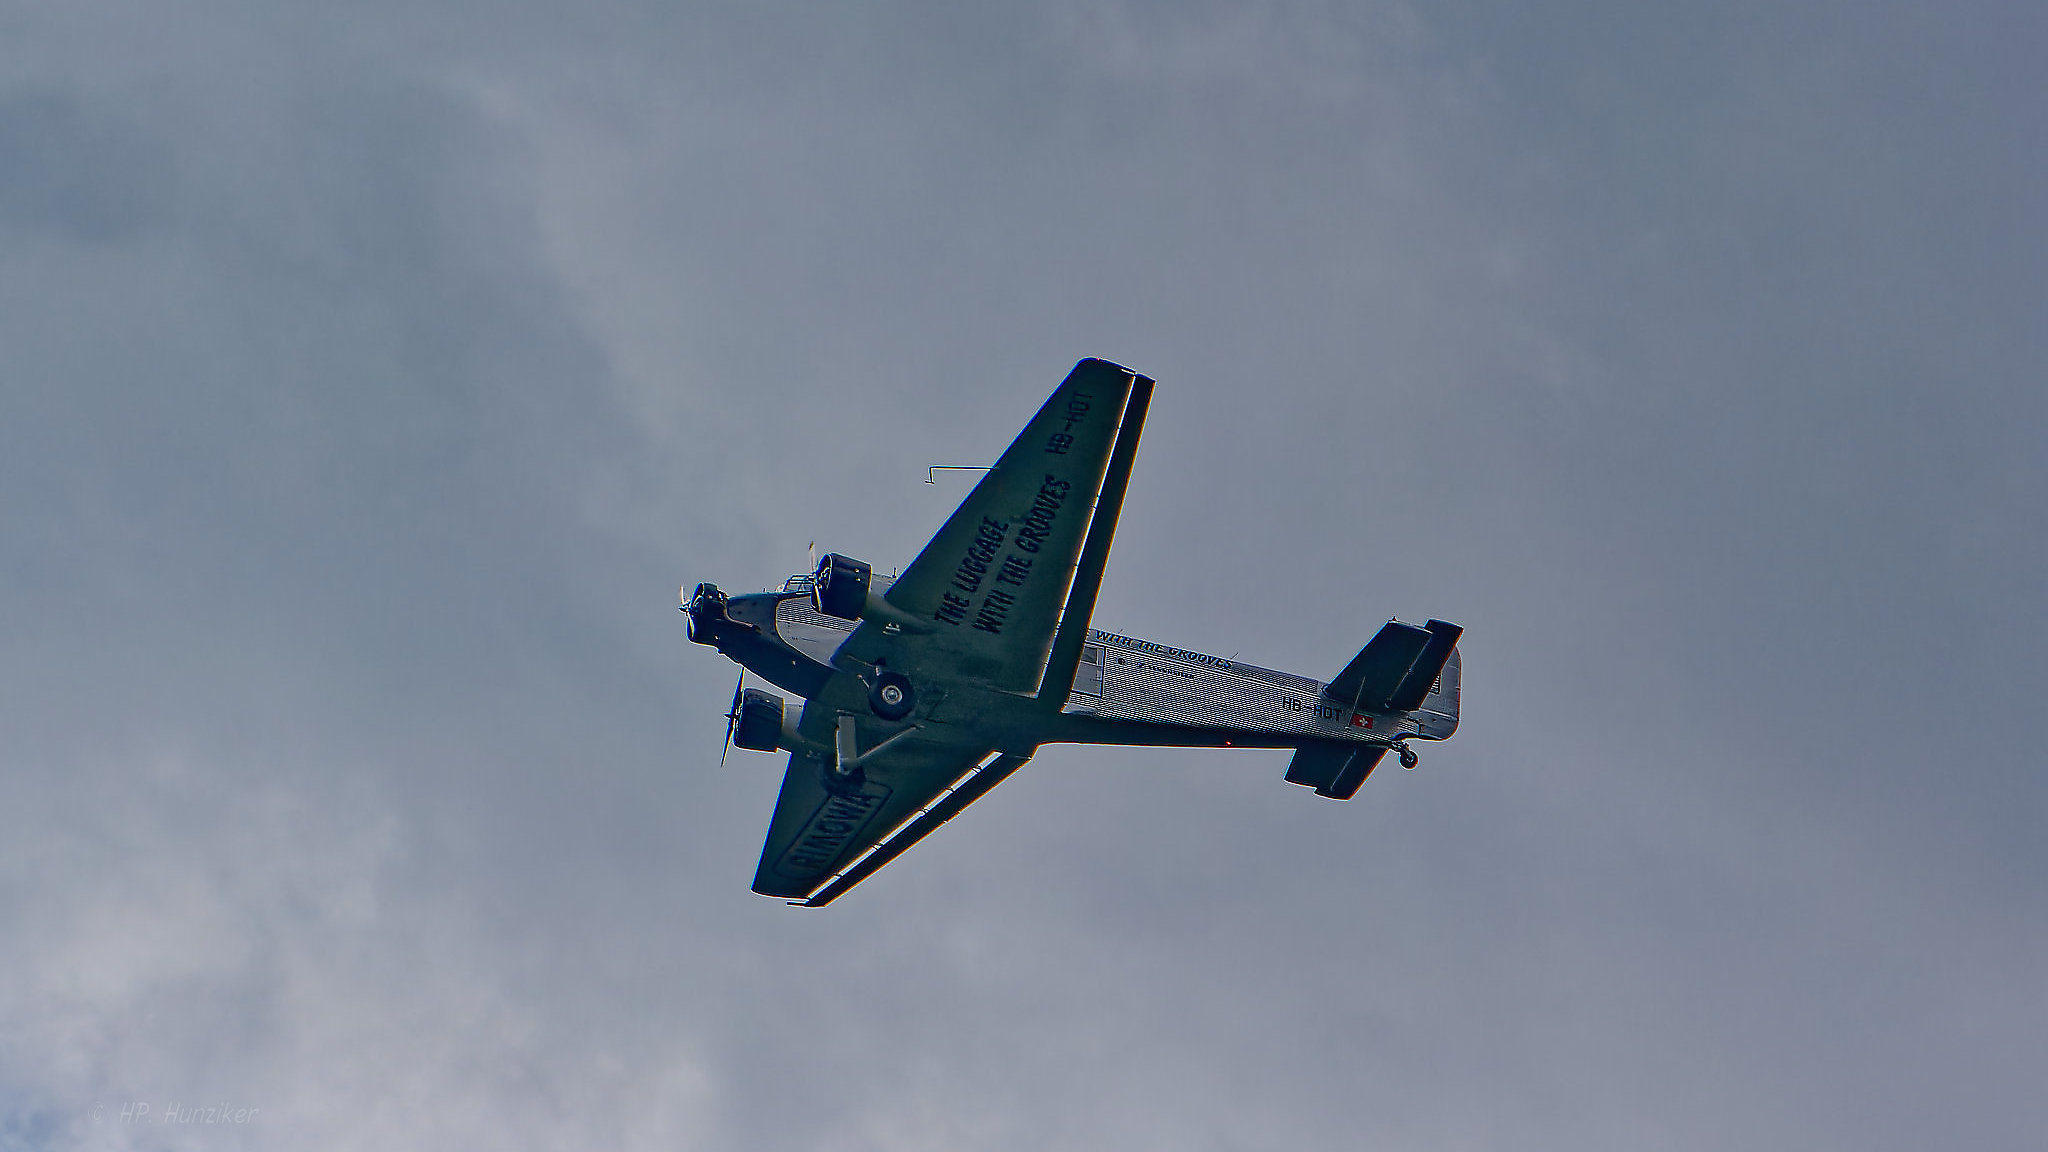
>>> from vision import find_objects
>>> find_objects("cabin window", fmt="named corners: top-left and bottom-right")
top-left (1073, 645), bottom-right (1104, 696)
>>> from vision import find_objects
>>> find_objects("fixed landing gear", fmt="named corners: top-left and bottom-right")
top-left (867, 669), bottom-right (915, 721)
top-left (1398, 745), bottom-right (1419, 770)
top-left (822, 757), bottom-right (868, 796)
top-left (820, 710), bottom-right (920, 795)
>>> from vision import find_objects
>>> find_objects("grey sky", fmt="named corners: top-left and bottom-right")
top-left (2, 2), bottom-right (2042, 1149)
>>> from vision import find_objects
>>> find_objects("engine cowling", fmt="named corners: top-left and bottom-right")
top-left (684, 582), bottom-right (727, 645)
top-left (813, 553), bottom-right (872, 620)
top-left (732, 688), bottom-right (786, 752)
top-left (809, 553), bottom-right (930, 634)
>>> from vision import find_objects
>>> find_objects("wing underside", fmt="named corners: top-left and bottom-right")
top-left (797, 752), bottom-right (1030, 906)
top-left (749, 359), bottom-right (1154, 904)
top-left (841, 359), bottom-right (1147, 694)
top-left (751, 740), bottom-right (1027, 904)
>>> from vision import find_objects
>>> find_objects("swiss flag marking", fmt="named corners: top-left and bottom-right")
top-left (1350, 714), bottom-right (1372, 728)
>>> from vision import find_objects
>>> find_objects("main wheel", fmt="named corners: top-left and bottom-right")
top-left (869, 671), bottom-right (915, 721)
top-left (1398, 746), bottom-right (1419, 770)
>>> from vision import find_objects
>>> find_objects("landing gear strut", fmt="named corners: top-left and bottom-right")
top-left (1397, 744), bottom-right (1419, 770)
top-left (821, 757), bottom-right (867, 795)
top-left (821, 711), bottom-right (923, 795)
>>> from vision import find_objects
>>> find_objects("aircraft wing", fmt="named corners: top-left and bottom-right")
top-left (841, 358), bottom-right (1152, 696)
top-left (751, 741), bottom-right (1030, 906)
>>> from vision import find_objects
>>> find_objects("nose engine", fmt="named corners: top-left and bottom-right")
top-left (684, 582), bottom-right (727, 645)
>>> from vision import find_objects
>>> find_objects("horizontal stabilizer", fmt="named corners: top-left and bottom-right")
top-left (1326, 618), bottom-right (1462, 714)
top-left (1384, 620), bottom-right (1464, 713)
top-left (1284, 741), bottom-right (1387, 800)
top-left (1327, 621), bottom-right (1431, 712)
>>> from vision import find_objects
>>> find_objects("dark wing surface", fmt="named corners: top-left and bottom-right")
top-left (751, 359), bottom-right (1153, 904)
top-left (841, 359), bottom-right (1148, 694)
top-left (751, 740), bottom-right (1028, 905)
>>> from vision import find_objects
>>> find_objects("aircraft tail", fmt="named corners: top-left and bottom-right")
top-left (1284, 620), bottom-right (1462, 799)
top-left (1284, 742), bottom-right (1387, 799)
top-left (1411, 643), bottom-right (1461, 737)
top-left (1326, 618), bottom-right (1462, 717)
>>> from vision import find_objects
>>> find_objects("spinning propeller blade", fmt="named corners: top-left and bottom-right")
top-left (721, 673), bottom-right (744, 767)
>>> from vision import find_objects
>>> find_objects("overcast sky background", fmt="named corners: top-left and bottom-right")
top-left (3, 2), bottom-right (2043, 1149)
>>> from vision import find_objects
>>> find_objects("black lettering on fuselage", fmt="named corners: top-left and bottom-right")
top-left (1091, 629), bottom-right (1236, 672)
top-left (1282, 696), bottom-right (1345, 722)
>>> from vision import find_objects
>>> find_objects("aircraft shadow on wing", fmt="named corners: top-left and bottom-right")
top-left (683, 359), bottom-right (1462, 906)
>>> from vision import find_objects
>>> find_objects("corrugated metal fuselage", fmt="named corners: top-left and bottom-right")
top-left (706, 577), bottom-right (1459, 759)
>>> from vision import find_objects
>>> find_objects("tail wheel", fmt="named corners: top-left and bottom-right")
top-left (1398, 746), bottom-right (1419, 770)
top-left (869, 671), bottom-right (915, 721)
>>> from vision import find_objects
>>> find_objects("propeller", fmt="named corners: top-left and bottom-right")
top-left (721, 673), bottom-right (744, 767)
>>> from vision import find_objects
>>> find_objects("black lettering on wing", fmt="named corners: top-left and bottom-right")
top-left (935, 591), bottom-right (970, 625)
top-left (995, 553), bottom-right (1033, 587)
top-left (1011, 475), bottom-right (1071, 555)
top-left (950, 517), bottom-right (1011, 594)
top-left (972, 587), bottom-right (1015, 634)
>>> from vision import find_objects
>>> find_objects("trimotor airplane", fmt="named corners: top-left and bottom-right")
top-left (684, 359), bottom-right (1462, 906)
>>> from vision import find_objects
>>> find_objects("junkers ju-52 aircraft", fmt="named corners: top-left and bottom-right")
top-left (684, 359), bottom-right (1462, 905)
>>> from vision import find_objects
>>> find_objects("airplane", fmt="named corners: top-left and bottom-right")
top-left (683, 358), bottom-right (1462, 906)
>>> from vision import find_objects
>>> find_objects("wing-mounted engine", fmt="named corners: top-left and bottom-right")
top-left (732, 688), bottom-right (803, 752)
top-left (812, 554), bottom-right (872, 619)
top-left (811, 554), bottom-right (929, 633)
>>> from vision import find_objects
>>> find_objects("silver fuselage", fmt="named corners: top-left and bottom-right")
top-left (734, 574), bottom-right (1459, 760)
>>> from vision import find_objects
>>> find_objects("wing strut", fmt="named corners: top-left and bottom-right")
top-left (1038, 373), bottom-right (1154, 706)
top-left (798, 752), bottom-right (1031, 907)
